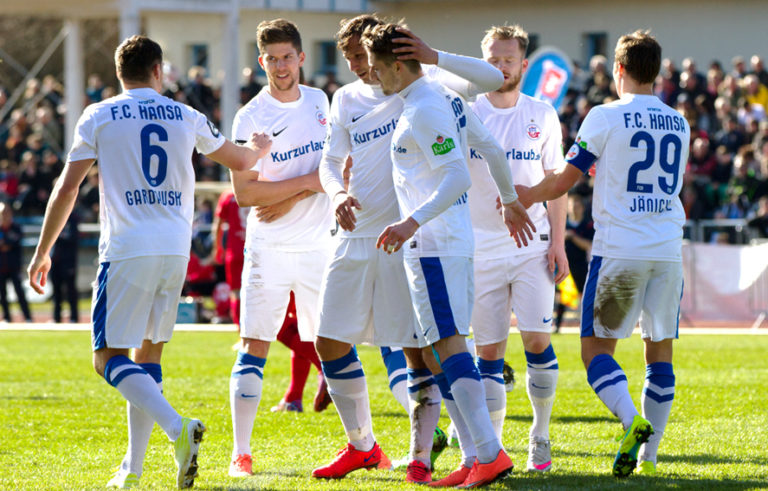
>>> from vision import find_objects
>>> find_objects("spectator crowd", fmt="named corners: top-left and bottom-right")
top-left (2, 52), bottom-right (768, 240)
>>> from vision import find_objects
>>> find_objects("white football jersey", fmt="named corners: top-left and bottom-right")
top-left (233, 85), bottom-right (333, 251)
top-left (469, 93), bottom-right (564, 259)
top-left (68, 87), bottom-right (225, 262)
top-left (392, 77), bottom-right (474, 258)
top-left (321, 80), bottom-right (403, 238)
top-left (320, 57), bottom-right (500, 239)
top-left (565, 93), bottom-right (689, 260)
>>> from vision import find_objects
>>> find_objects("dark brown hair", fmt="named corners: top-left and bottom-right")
top-left (336, 14), bottom-right (383, 51)
top-left (360, 22), bottom-right (420, 73)
top-left (257, 18), bottom-right (302, 54)
top-left (615, 30), bottom-right (661, 85)
top-left (115, 35), bottom-right (163, 83)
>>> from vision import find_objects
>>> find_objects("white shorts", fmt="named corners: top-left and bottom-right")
top-left (472, 253), bottom-right (555, 346)
top-left (404, 256), bottom-right (473, 347)
top-left (317, 237), bottom-right (421, 347)
top-left (581, 256), bottom-right (683, 342)
top-left (91, 255), bottom-right (187, 350)
top-left (240, 247), bottom-right (330, 342)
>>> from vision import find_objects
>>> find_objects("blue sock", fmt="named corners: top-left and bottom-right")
top-left (587, 354), bottom-right (637, 428)
top-left (407, 368), bottom-right (440, 466)
top-left (524, 344), bottom-right (559, 438)
top-left (139, 363), bottom-right (162, 384)
top-left (441, 352), bottom-right (499, 463)
top-left (640, 362), bottom-right (675, 463)
top-left (322, 348), bottom-right (374, 451)
top-left (231, 351), bottom-right (267, 456)
top-left (477, 358), bottom-right (506, 441)
top-left (380, 347), bottom-right (409, 412)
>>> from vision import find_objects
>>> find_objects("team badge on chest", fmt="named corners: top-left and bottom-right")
top-left (316, 110), bottom-right (327, 126)
top-left (526, 123), bottom-right (541, 140)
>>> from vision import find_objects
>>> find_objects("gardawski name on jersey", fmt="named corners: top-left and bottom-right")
top-left (109, 101), bottom-right (188, 208)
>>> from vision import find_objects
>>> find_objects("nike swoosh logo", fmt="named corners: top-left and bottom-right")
top-left (241, 394), bottom-right (259, 398)
top-left (531, 383), bottom-right (549, 389)
top-left (363, 453), bottom-right (377, 463)
top-left (272, 126), bottom-right (287, 137)
top-left (351, 114), bottom-right (363, 122)
top-left (542, 317), bottom-right (552, 323)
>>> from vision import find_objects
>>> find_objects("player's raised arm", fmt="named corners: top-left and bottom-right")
top-left (208, 131), bottom-right (271, 171)
top-left (392, 27), bottom-right (504, 99)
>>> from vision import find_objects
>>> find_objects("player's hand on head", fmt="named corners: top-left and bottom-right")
top-left (392, 26), bottom-right (439, 65)
top-left (333, 192), bottom-right (362, 231)
top-left (248, 132), bottom-right (272, 160)
top-left (27, 253), bottom-right (51, 295)
top-left (502, 200), bottom-right (536, 248)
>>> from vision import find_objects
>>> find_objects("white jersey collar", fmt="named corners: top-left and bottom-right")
top-left (123, 87), bottom-right (160, 99)
top-left (398, 76), bottom-right (429, 100)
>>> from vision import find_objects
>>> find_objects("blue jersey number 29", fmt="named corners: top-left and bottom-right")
top-left (627, 131), bottom-right (681, 195)
top-left (140, 123), bottom-right (168, 187)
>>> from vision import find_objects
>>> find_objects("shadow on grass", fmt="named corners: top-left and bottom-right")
top-left (495, 471), bottom-right (768, 490)
top-left (661, 452), bottom-right (768, 467)
top-left (504, 414), bottom-right (615, 424)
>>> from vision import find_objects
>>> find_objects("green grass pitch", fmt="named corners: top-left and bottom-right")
top-left (1, 330), bottom-right (767, 490)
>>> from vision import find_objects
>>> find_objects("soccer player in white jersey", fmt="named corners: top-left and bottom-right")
top-left (362, 23), bottom-right (535, 488)
top-left (467, 24), bottom-right (569, 474)
top-left (312, 14), bottom-right (507, 482)
top-left (226, 19), bottom-right (334, 478)
top-left (26, 35), bottom-right (268, 489)
top-left (516, 30), bottom-right (689, 478)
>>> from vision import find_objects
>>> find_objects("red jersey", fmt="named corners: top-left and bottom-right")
top-left (215, 190), bottom-right (247, 262)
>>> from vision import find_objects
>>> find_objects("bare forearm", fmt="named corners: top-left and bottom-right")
top-left (35, 183), bottom-right (79, 257)
top-left (231, 170), bottom-right (317, 207)
top-left (547, 192), bottom-right (568, 244)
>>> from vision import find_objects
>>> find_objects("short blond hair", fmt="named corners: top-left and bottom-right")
top-left (481, 25), bottom-right (529, 55)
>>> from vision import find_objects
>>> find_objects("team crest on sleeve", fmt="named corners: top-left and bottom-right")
top-left (207, 120), bottom-right (220, 137)
top-left (316, 110), bottom-right (327, 126)
top-left (432, 135), bottom-right (456, 156)
top-left (566, 136), bottom-right (589, 159)
top-left (526, 122), bottom-right (541, 140)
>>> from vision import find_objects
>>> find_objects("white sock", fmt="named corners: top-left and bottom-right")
top-left (230, 351), bottom-right (266, 458)
top-left (587, 354), bottom-right (638, 428)
top-left (121, 363), bottom-right (162, 476)
top-left (322, 348), bottom-right (375, 452)
top-left (442, 353), bottom-right (501, 464)
top-left (407, 368), bottom-right (441, 467)
top-left (477, 357), bottom-right (506, 444)
top-left (525, 345), bottom-right (559, 440)
top-left (104, 356), bottom-right (182, 442)
top-left (435, 372), bottom-right (476, 467)
top-left (639, 362), bottom-right (675, 464)
top-left (380, 347), bottom-right (410, 413)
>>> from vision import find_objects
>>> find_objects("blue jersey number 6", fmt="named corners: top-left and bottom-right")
top-left (140, 123), bottom-right (168, 187)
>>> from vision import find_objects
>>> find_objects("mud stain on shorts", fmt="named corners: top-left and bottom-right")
top-left (594, 271), bottom-right (640, 331)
